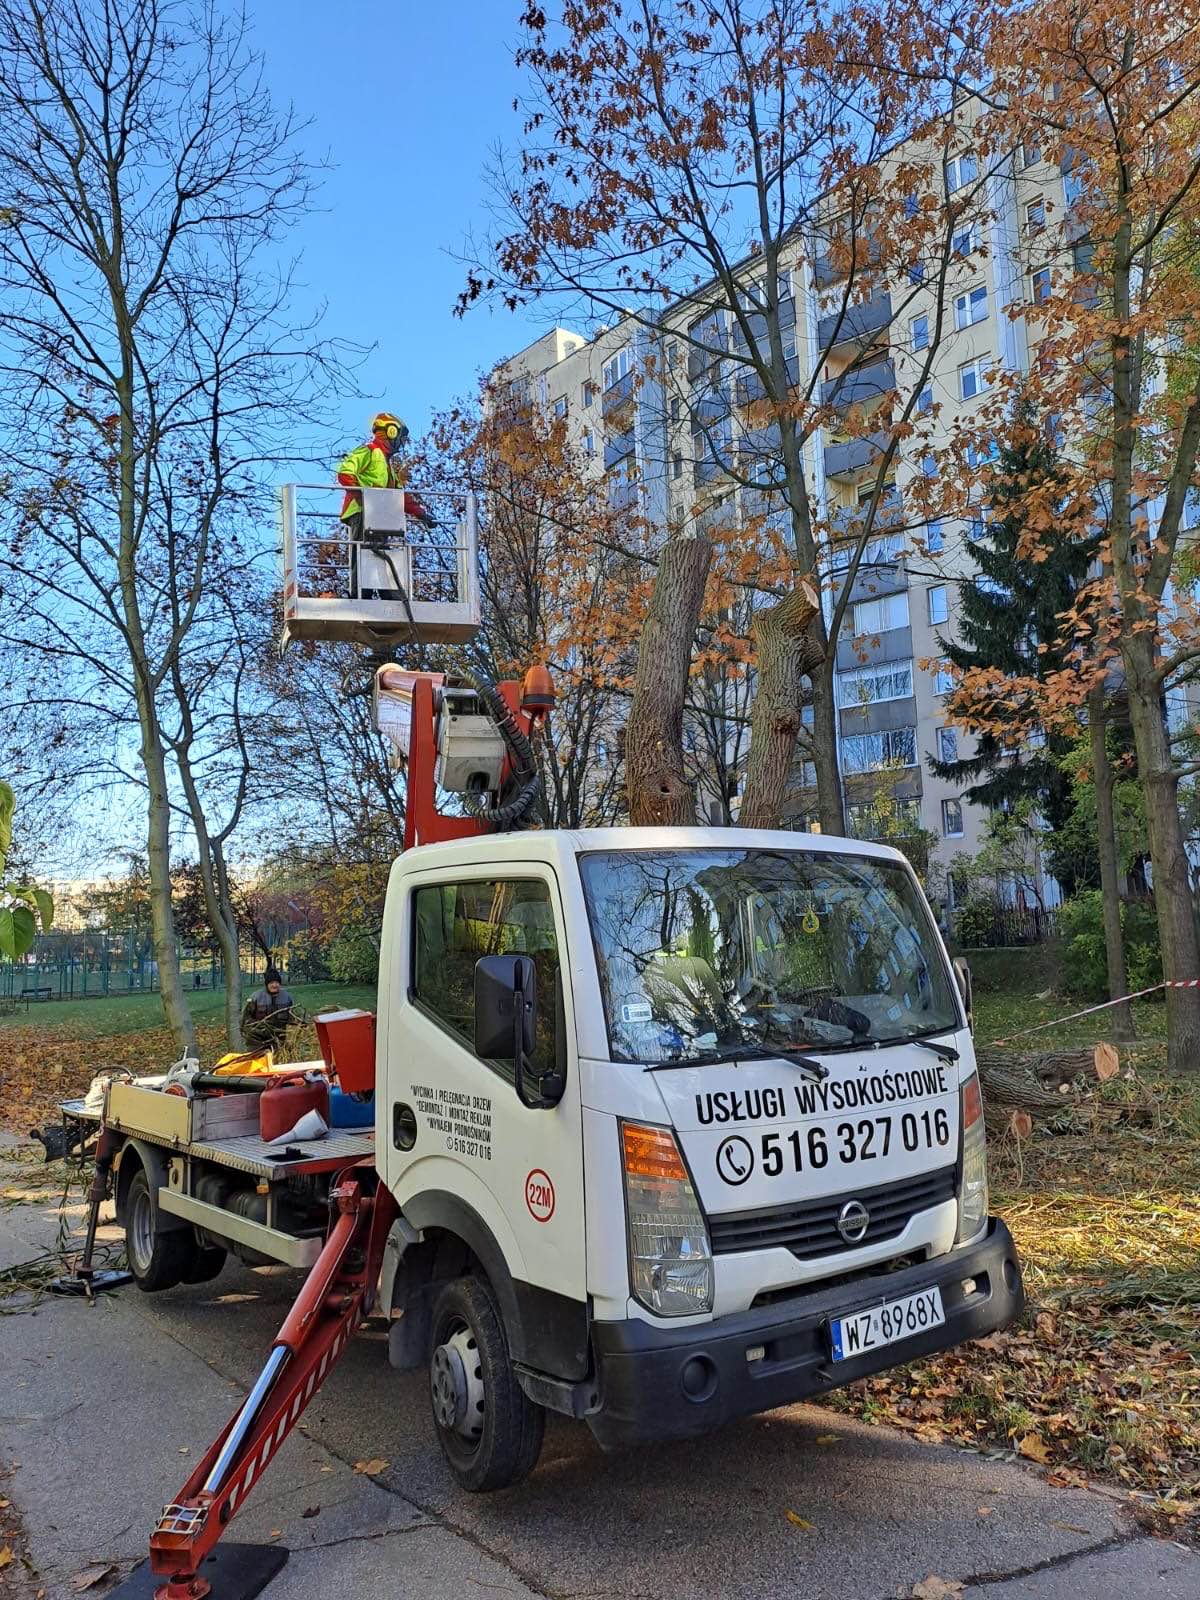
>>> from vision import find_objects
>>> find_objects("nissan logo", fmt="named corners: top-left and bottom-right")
top-left (836, 1199), bottom-right (871, 1244)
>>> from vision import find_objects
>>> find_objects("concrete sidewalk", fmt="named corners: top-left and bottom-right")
top-left (0, 1146), bottom-right (1194, 1600)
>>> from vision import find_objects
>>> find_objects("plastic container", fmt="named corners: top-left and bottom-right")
top-left (329, 1086), bottom-right (375, 1128)
top-left (259, 1076), bottom-right (331, 1143)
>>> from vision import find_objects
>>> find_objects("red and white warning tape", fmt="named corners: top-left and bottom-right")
top-left (990, 978), bottom-right (1199, 1046)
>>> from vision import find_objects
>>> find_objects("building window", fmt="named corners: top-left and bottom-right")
top-left (908, 260), bottom-right (926, 286)
top-left (926, 519), bottom-right (944, 553)
top-left (959, 357), bottom-right (988, 400)
top-left (1025, 196), bottom-right (1046, 233)
top-left (917, 384), bottom-right (934, 414)
top-left (968, 511), bottom-right (987, 542)
top-left (945, 151), bottom-right (978, 192)
top-left (922, 453), bottom-right (938, 479)
top-left (552, 395), bottom-right (568, 420)
top-left (582, 380), bottom-right (596, 408)
top-left (672, 451), bottom-right (684, 480)
top-left (928, 584), bottom-right (949, 624)
top-left (836, 662), bottom-right (914, 707)
top-left (911, 312), bottom-right (930, 350)
top-left (941, 798), bottom-right (964, 837)
top-left (1031, 267), bottom-right (1051, 304)
top-left (934, 658), bottom-right (955, 694)
top-left (602, 346), bottom-right (632, 391)
top-left (1021, 140), bottom-right (1041, 169)
top-left (966, 437), bottom-right (1000, 469)
top-left (581, 429), bottom-right (594, 456)
top-left (670, 395), bottom-right (681, 422)
top-left (952, 222), bottom-right (979, 257)
top-left (667, 341), bottom-right (681, 371)
top-left (954, 285), bottom-right (988, 329)
top-left (853, 591), bottom-right (910, 635)
top-left (842, 727), bottom-right (918, 773)
top-left (937, 726), bottom-right (958, 763)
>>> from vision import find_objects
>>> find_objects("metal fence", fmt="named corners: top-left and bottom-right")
top-left (955, 903), bottom-right (1060, 950)
top-left (1, 930), bottom-right (286, 1005)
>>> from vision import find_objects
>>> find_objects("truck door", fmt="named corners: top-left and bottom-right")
top-left (384, 866), bottom-right (586, 1312)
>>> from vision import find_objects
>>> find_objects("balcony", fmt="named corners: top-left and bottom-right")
top-left (729, 296), bottom-right (798, 356)
top-left (736, 354), bottom-right (800, 408)
top-left (812, 235), bottom-right (882, 289)
top-left (601, 369), bottom-right (636, 420)
top-left (605, 473), bottom-right (640, 514)
top-left (821, 357), bottom-right (895, 410)
top-left (824, 430), bottom-right (887, 479)
top-left (817, 292), bottom-right (892, 355)
top-left (603, 429), bottom-right (635, 471)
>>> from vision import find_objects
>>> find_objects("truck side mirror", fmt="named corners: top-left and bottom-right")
top-left (473, 955), bottom-right (563, 1109)
top-left (952, 957), bottom-right (973, 1030)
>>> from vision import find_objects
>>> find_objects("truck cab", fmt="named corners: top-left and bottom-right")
top-left (375, 825), bottom-right (1023, 1488)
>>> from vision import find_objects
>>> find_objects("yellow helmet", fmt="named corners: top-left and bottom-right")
top-left (371, 411), bottom-right (409, 447)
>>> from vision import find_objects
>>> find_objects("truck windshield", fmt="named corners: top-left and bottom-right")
top-left (578, 847), bottom-right (959, 1065)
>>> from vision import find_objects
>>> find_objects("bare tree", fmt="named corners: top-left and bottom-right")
top-left (0, 0), bottom-right (353, 1052)
top-left (464, 0), bottom-right (991, 832)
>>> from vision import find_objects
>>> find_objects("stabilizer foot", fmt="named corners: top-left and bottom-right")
top-left (109, 1545), bottom-right (288, 1600)
top-left (48, 1268), bottom-right (134, 1296)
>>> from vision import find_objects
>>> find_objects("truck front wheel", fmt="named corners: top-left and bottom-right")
top-left (125, 1169), bottom-right (194, 1292)
top-left (428, 1276), bottom-right (544, 1491)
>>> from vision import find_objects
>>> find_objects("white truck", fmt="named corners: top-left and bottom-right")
top-left (85, 494), bottom-right (1023, 1596)
top-left (81, 821), bottom-right (1022, 1496)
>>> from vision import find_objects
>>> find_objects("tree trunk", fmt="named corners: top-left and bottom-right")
top-left (1088, 688), bottom-right (1135, 1041)
top-left (142, 732), bottom-right (196, 1056)
top-left (625, 534), bottom-right (712, 825)
top-left (738, 580), bottom-right (824, 830)
top-left (1121, 632), bottom-right (1200, 1069)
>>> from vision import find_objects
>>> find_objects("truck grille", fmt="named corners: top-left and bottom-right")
top-left (708, 1167), bottom-right (956, 1261)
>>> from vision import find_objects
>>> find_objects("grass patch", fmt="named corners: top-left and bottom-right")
top-left (0, 982), bottom-right (377, 1132)
top-left (0, 982), bottom-right (377, 1038)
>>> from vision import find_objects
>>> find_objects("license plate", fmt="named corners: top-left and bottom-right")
top-left (829, 1286), bottom-right (945, 1362)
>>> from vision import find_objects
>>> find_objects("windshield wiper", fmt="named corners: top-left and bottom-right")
top-left (644, 1043), bottom-right (829, 1083)
top-left (904, 1035), bottom-right (959, 1063)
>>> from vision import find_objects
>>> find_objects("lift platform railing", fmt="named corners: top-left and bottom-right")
top-left (279, 484), bottom-right (482, 650)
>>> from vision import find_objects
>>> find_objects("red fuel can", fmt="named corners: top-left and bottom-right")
top-left (259, 1075), bottom-right (331, 1143)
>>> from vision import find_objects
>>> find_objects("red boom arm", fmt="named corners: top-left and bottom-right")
top-left (147, 1170), bottom-right (398, 1599)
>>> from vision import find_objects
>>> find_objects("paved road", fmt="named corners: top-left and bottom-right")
top-left (0, 1152), bottom-right (1194, 1600)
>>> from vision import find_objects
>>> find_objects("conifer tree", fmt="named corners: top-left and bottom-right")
top-left (928, 401), bottom-right (1098, 895)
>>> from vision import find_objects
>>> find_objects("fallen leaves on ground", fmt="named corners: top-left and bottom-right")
top-left (69, 1564), bottom-right (115, 1592)
top-left (0, 1546), bottom-right (13, 1570)
top-left (784, 1510), bottom-right (816, 1531)
top-left (910, 1578), bottom-right (964, 1599)
top-left (353, 1459), bottom-right (389, 1476)
top-left (825, 1064), bottom-right (1200, 1539)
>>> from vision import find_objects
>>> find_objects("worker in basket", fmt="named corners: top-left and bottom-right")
top-left (336, 411), bottom-right (436, 601)
top-left (240, 966), bottom-right (296, 1053)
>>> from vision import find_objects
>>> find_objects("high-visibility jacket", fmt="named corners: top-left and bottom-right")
top-left (336, 439), bottom-right (435, 529)
top-left (337, 439), bottom-right (390, 521)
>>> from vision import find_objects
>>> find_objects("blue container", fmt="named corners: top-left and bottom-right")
top-left (329, 1086), bottom-right (375, 1128)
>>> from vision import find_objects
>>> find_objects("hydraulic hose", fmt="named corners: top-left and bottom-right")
top-left (460, 676), bottom-right (543, 831)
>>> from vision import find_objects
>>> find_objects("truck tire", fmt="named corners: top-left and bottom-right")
top-left (125, 1169), bottom-right (194, 1292)
top-left (429, 1276), bottom-right (544, 1492)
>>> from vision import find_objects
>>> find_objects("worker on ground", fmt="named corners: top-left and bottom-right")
top-left (241, 966), bottom-right (296, 1053)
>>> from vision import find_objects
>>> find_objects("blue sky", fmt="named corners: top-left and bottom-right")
top-left (252, 2), bottom-right (553, 457)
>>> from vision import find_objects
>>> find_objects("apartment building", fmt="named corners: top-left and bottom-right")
top-left (489, 108), bottom-right (1078, 895)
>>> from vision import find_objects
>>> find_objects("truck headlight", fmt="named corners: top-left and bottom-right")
top-left (956, 1071), bottom-right (989, 1245)
top-left (621, 1122), bottom-right (713, 1317)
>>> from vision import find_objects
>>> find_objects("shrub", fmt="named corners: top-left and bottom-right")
top-left (956, 896), bottom-right (999, 949)
top-left (1057, 891), bottom-right (1161, 1001)
top-left (327, 927), bottom-right (379, 985)
top-left (286, 930), bottom-right (331, 983)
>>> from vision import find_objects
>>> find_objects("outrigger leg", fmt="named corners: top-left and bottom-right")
top-left (112, 1167), bottom-right (398, 1600)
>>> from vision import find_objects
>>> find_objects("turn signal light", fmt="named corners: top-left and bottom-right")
top-left (962, 1073), bottom-right (983, 1130)
top-left (622, 1122), bottom-right (689, 1182)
